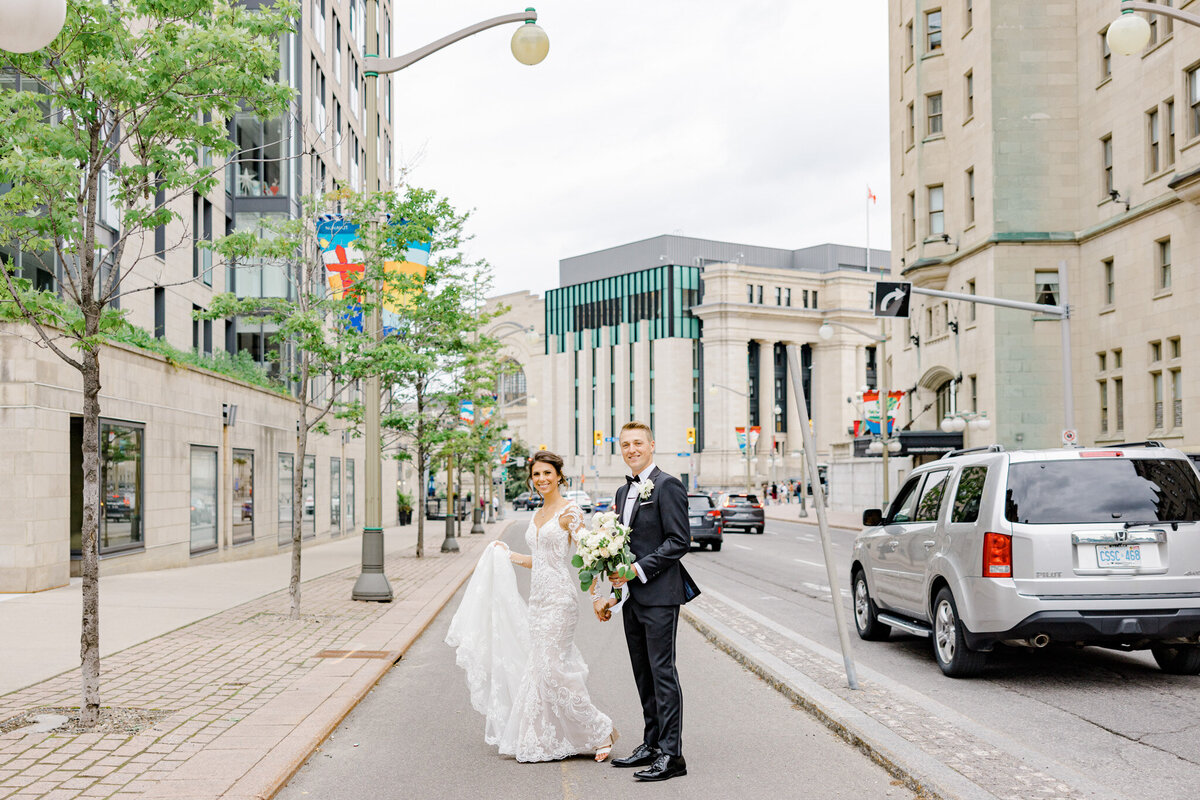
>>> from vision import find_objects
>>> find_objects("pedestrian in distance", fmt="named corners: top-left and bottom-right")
top-left (603, 421), bottom-right (700, 782)
top-left (445, 450), bottom-right (619, 763)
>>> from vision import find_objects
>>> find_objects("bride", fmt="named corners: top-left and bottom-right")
top-left (446, 449), bottom-right (619, 763)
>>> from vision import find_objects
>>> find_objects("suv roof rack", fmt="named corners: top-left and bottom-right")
top-left (940, 444), bottom-right (1005, 460)
top-left (1104, 440), bottom-right (1165, 448)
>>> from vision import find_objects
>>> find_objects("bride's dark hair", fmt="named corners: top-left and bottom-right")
top-left (528, 450), bottom-right (568, 487)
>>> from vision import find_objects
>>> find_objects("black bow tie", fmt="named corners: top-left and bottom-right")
top-left (625, 475), bottom-right (641, 485)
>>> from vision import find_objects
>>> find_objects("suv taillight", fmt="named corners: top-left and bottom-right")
top-left (983, 532), bottom-right (1012, 578)
top-left (707, 509), bottom-right (720, 518)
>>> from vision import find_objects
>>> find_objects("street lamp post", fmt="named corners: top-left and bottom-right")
top-left (352, 6), bottom-right (549, 602)
top-left (709, 382), bottom-right (754, 496)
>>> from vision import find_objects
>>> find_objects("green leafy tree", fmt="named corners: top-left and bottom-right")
top-left (503, 439), bottom-right (533, 501)
top-left (0, 0), bottom-right (296, 727)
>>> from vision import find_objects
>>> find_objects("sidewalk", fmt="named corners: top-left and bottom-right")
top-left (0, 520), bottom-right (508, 800)
top-left (760, 498), bottom-right (863, 531)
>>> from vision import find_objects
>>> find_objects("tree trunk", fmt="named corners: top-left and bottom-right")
top-left (79, 343), bottom-right (102, 727)
top-left (414, 388), bottom-right (425, 558)
top-left (289, 357), bottom-right (311, 620)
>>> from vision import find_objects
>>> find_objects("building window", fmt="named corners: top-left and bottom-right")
top-left (1099, 380), bottom-right (1109, 433)
top-left (1035, 270), bottom-right (1060, 306)
top-left (927, 92), bottom-right (943, 136)
top-left (334, 102), bottom-right (343, 165)
top-left (907, 102), bottom-right (915, 149)
top-left (1103, 258), bottom-right (1115, 305)
top-left (1157, 238), bottom-right (1172, 290)
top-left (1151, 339), bottom-right (1162, 362)
top-left (193, 193), bottom-right (213, 285)
top-left (278, 453), bottom-right (294, 546)
top-left (926, 10), bottom-right (942, 52)
top-left (232, 450), bottom-right (254, 545)
top-left (774, 286), bottom-right (781, 305)
top-left (1162, 100), bottom-right (1176, 169)
top-left (746, 283), bottom-right (754, 303)
top-left (154, 287), bottom-right (165, 339)
top-left (907, 191), bottom-right (916, 246)
top-left (967, 279), bottom-right (976, 322)
top-left (865, 345), bottom-right (877, 389)
top-left (312, 0), bottom-right (325, 50)
top-left (969, 375), bottom-right (978, 411)
top-left (303, 455), bottom-right (316, 538)
top-left (1189, 66), bottom-right (1200, 138)
top-left (1099, 352), bottom-right (1108, 371)
top-left (756, 285), bottom-right (764, 304)
top-left (312, 59), bottom-right (327, 140)
top-left (1171, 368), bottom-right (1183, 427)
top-left (811, 291), bottom-right (818, 309)
top-left (1153, 371), bottom-right (1165, 429)
top-left (330, 457), bottom-right (341, 530)
top-left (802, 289), bottom-right (809, 308)
top-left (928, 184), bottom-right (944, 236)
top-left (71, 419), bottom-right (145, 556)
top-left (965, 0), bottom-right (973, 30)
top-left (1102, 134), bottom-right (1113, 196)
top-left (190, 446), bottom-right (218, 554)
top-left (233, 113), bottom-right (285, 197)
top-left (1170, 336), bottom-right (1181, 359)
top-left (346, 459), bottom-right (355, 529)
top-left (964, 70), bottom-right (974, 119)
top-left (1115, 377), bottom-right (1124, 431)
top-left (785, 288), bottom-right (791, 307)
top-left (965, 167), bottom-right (975, 224)
top-left (1148, 107), bottom-right (1161, 174)
top-left (1101, 30), bottom-right (1112, 80)
top-left (1114, 348), bottom-right (1123, 369)
top-left (192, 303), bottom-right (200, 351)
top-left (906, 19), bottom-right (914, 66)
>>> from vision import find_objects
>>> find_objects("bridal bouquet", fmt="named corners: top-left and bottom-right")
top-left (571, 511), bottom-right (636, 596)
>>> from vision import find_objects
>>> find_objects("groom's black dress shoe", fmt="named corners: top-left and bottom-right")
top-left (634, 754), bottom-right (687, 781)
top-left (610, 743), bottom-right (660, 768)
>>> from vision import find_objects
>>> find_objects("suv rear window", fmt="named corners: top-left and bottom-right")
top-left (688, 495), bottom-right (714, 511)
top-left (1005, 458), bottom-right (1200, 524)
top-left (725, 495), bottom-right (759, 506)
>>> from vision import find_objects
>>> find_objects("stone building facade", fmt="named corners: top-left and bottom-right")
top-left (889, 0), bottom-right (1200, 454)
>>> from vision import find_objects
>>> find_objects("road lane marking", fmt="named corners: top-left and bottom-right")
top-left (793, 558), bottom-right (825, 568)
top-left (734, 543), bottom-right (752, 551)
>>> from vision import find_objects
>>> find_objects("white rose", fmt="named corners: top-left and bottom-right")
top-left (599, 547), bottom-right (610, 558)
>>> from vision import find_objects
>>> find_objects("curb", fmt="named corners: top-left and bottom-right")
top-left (682, 604), bottom-right (998, 800)
top-left (224, 523), bottom-right (511, 800)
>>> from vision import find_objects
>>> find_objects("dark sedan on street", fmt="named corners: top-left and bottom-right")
top-left (687, 493), bottom-right (723, 551)
top-left (717, 492), bottom-right (765, 534)
top-left (512, 491), bottom-right (543, 511)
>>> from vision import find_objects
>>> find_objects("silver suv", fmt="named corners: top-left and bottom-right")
top-left (850, 443), bottom-right (1200, 677)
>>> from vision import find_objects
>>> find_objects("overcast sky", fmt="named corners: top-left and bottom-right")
top-left (390, 1), bottom-right (891, 299)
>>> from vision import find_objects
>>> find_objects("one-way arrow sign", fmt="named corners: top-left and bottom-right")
top-left (874, 281), bottom-right (912, 318)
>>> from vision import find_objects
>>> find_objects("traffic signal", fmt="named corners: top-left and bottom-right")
top-left (594, 430), bottom-right (603, 447)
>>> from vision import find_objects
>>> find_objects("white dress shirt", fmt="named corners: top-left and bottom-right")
top-left (622, 463), bottom-right (657, 583)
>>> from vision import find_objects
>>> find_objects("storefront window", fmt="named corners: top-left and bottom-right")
top-left (71, 419), bottom-right (145, 556)
top-left (190, 446), bottom-right (218, 553)
top-left (346, 459), bottom-right (355, 529)
top-left (232, 449), bottom-right (254, 545)
top-left (303, 455), bottom-right (316, 537)
top-left (278, 453), bottom-right (294, 546)
top-left (330, 457), bottom-right (341, 532)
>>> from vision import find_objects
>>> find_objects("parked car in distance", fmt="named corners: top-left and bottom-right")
top-left (851, 443), bottom-right (1200, 678)
top-left (593, 498), bottom-right (613, 513)
top-left (563, 489), bottom-right (593, 513)
top-left (687, 493), bottom-right (723, 550)
top-left (717, 493), bottom-right (765, 534)
top-left (512, 491), bottom-right (543, 511)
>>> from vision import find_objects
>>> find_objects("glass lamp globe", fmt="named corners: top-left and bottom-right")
top-left (708, 384), bottom-right (719, 396)
top-left (866, 439), bottom-right (884, 455)
top-left (527, 395), bottom-right (539, 406)
top-left (887, 439), bottom-right (902, 453)
top-left (818, 323), bottom-right (835, 341)
top-left (511, 21), bottom-right (549, 66)
top-left (952, 416), bottom-right (968, 433)
top-left (0, 0), bottom-right (67, 53)
top-left (525, 326), bottom-right (539, 341)
top-left (940, 416), bottom-right (956, 433)
top-left (1106, 11), bottom-right (1151, 56)
top-left (975, 415), bottom-right (991, 431)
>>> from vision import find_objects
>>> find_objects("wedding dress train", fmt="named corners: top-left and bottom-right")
top-left (447, 503), bottom-right (613, 762)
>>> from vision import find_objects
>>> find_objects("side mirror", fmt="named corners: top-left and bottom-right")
top-left (862, 508), bottom-right (883, 527)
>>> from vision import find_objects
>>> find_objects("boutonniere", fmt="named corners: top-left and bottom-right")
top-left (638, 479), bottom-right (655, 501)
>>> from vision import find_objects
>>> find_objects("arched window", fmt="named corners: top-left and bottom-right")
top-left (935, 379), bottom-right (955, 424)
top-left (499, 360), bottom-right (527, 405)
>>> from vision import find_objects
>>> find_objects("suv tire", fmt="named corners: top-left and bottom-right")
top-left (1151, 643), bottom-right (1200, 675)
top-left (711, 542), bottom-right (722, 552)
top-left (852, 570), bottom-right (891, 641)
top-left (932, 587), bottom-right (988, 678)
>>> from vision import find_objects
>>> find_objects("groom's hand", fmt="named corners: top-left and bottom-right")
top-left (609, 573), bottom-right (627, 587)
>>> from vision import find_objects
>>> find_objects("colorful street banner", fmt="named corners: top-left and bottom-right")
top-left (735, 427), bottom-right (746, 451)
top-left (856, 390), bottom-right (904, 435)
top-left (459, 400), bottom-right (475, 425)
top-left (316, 215), bottom-right (430, 335)
top-left (734, 426), bottom-right (762, 451)
top-left (479, 406), bottom-right (494, 427)
top-left (499, 438), bottom-right (513, 465)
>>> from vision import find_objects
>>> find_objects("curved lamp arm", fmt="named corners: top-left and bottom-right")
top-left (1121, 0), bottom-right (1200, 27)
top-left (367, 10), bottom-right (537, 75)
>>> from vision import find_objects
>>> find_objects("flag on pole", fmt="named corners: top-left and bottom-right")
top-left (867, 185), bottom-right (877, 204)
top-left (459, 400), bottom-right (475, 425)
top-left (749, 426), bottom-right (761, 448)
top-left (735, 427), bottom-right (747, 451)
top-left (499, 438), bottom-right (512, 464)
top-left (479, 406), bottom-right (494, 427)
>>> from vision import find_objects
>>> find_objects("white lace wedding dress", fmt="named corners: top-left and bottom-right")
top-left (446, 503), bottom-right (613, 762)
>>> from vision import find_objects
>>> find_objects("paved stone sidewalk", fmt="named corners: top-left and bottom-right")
top-left (0, 525), bottom-right (505, 800)
top-left (685, 590), bottom-right (1114, 800)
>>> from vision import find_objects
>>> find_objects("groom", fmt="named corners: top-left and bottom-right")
top-left (604, 421), bottom-right (699, 782)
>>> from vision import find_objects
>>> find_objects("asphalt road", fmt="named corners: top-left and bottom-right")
top-left (684, 510), bottom-right (1200, 800)
top-left (278, 517), bottom-right (913, 800)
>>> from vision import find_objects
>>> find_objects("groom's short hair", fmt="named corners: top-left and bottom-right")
top-left (621, 421), bottom-right (654, 439)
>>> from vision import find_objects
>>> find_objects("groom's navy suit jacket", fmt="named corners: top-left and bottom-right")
top-left (616, 467), bottom-right (700, 607)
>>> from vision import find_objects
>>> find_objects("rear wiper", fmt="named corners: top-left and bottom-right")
top-left (1123, 520), bottom-right (1179, 531)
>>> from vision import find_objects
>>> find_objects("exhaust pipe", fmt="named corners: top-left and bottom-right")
top-left (1032, 633), bottom-right (1050, 648)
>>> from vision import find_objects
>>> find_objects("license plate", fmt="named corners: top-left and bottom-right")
top-left (1096, 544), bottom-right (1142, 567)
